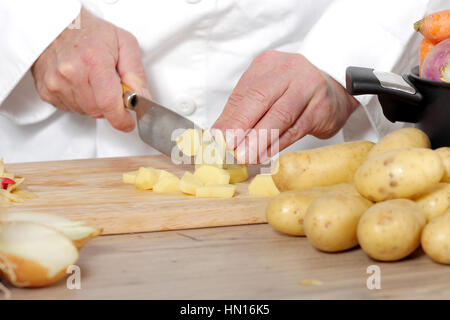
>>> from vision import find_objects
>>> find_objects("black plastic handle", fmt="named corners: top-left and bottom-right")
top-left (346, 66), bottom-right (424, 123)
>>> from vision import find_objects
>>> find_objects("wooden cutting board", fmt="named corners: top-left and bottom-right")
top-left (3, 156), bottom-right (270, 235)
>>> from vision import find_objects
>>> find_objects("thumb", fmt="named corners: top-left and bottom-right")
top-left (116, 28), bottom-right (149, 98)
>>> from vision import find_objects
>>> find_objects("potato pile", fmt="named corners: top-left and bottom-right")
top-left (267, 128), bottom-right (450, 264)
top-left (0, 159), bottom-right (36, 204)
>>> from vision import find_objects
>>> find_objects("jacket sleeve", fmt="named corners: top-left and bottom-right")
top-left (0, 0), bottom-right (81, 123)
top-left (297, 0), bottom-right (429, 141)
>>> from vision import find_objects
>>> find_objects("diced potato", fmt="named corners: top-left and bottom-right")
top-left (176, 128), bottom-right (202, 157)
top-left (180, 172), bottom-right (203, 195)
top-left (135, 167), bottom-right (159, 190)
top-left (194, 165), bottom-right (230, 185)
top-left (195, 129), bottom-right (227, 166)
top-left (227, 164), bottom-right (249, 184)
top-left (153, 177), bottom-right (180, 193)
top-left (123, 170), bottom-right (138, 184)
top-left (157, 169), bottom-right (178, 180)
top-left (196, 184), bottom-right (236, 198)
top-left (248, 174), bottom-right (280, 197)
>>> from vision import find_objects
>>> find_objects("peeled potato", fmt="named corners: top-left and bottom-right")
top-left (153, 177), bottom-right (180, 193)
top-left (436, 147), bottom-right (450, 183)
top-left (196, 184), bottom-right (236, 198)
top-left (414, 183), bottom-right (450, 222)
top-left (0, 212), bottom-right (101, 250)
top-left (248, 174), bottom-right (280, 197)
top-left (122, 170), bottom-right (138, 184)
top-left (194, 165), bottom-right (230, 185)
top-left (421, 210), bottom-right (450, 265)
top-left (179, 172), bottom-right (202, 195)
top-left (157, 169), bottom-right (179, 180)
top-left (0, 221), bottom-right (79, 287)
top-left (135, 167), bottom-right (159, 190)
top-left (176, 128), bottom-right (202, 157)
top-left (226, 164), bottom-right (249, 184)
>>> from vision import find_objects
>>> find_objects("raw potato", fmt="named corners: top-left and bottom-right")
top-left (175, 128), bottom-right (202, 157)
top-left (135, 167), bottom-right (159, 190)
top-left (0, 221), bottom-right (79, 287)
top-left (421, 210), bottom-right (450, 264)
top-left (272, 141), bottom-right (374, 191)
top-left (304, 192), bottom-right (372, 252)
top-left (248, 174), bottom-right (280, 197)
top-left (179, 172), bottom-right (202, 195)
top-left (436, 147), bottom-right (450, 183)
top-left (122, 170), bottom-right (138, 184)
top-left (354, 148), bottom-right (444, 202)
top-left (357, 199), bottom-right (426, 261)
top-left (153, 177), bottom-right (180, 193)
top-left (0, 212), bottom-right (101, 250)
top-left (414, 183), bottom-right (450, 222)
top-left (226, 164), bottom-right (249, 184)
top-left (196, 184), bottom-right (236, 198)
top-left (367, 128), bottom-right (431, 159)
top-left (157, 169), bottom-right (179, 180)
top-left (194, 165), bottom-right (230, 185)
top-left (196, 129), bottom-right (227, 166)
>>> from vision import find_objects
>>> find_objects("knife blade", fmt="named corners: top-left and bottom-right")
top-left (122, 84), bottom-right (242, 168)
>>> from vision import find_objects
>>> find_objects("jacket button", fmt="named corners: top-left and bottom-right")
top-left (175, 98), bottom-right (197, 116)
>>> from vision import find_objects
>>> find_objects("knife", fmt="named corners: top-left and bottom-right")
top-left (122, 84), bottom-right (242, 168)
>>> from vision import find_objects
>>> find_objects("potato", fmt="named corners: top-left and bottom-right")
top-left (421, 210), bottom-right (450, 264)
top-left (194, 165), bottom-right (230, 185)
top-left (179, 172), bottom-right (202, 195)
top-left (272, 141), bottom-right (374, 191)
top-left (153, 176), bottom-right (180, 193)
top-left (436, 147), bottom-right (450, 183)
top-left (304, 192), bottom-right (372, 252)
top-left (367, 128), bottom-right (430, 159)
top-left (248, 174), bottom-right (280, 197)
top-left (357, 199), bottom-right (426, 261)
top-left (135, 167), bottom-right (160, 190)
top-left (414, 183), bottom-right (450, 222)
top-left (226, 164), bottom-right (249, 184)
top-left (196, 184), bottom-right (236, 198)
top-left (122, 170), bottom-right (138, 184)
top-left (266, 183), bottom-right (364, 236)
top-left (195, 129), bottom-right (227, 166)
top-left (175, 128), bottom-right (202, 157)
top-left (354, 148), bottom-right (444, 202)
top-left (157, 169), bottom-right (179, 180)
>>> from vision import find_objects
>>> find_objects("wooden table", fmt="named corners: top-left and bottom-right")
top-left (3, 223), bottom-right (450, 300)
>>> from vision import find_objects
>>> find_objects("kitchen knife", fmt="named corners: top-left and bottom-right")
top-left (122, 84), bottom-right (242, 168)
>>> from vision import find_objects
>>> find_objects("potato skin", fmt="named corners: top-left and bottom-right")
top-left (304, 192), bottom-right (372, 252)
top-left (354, 148), bottom-right (444, 202)
top-left (367, 128), bottom-right (430, 159)
top-left (421, 210), bottom-right (450, 265)
top-left (357, 199), bottom-right (426, 261)
top-left (414, 183), bottom-right (450, 222)
top-left (436, 147), bottom-right (450, 183)
top-left (272, 141), bottom-right (374, 191)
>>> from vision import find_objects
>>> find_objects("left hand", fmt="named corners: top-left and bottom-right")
top-left (213, 50), bottom-right (359, 164)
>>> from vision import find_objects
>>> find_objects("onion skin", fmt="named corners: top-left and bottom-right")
top-left (422, 38), bottom-right (450, 83)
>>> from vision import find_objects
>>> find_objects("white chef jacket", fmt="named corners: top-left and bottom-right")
top-left (0, 0), bottom-right (446, 163)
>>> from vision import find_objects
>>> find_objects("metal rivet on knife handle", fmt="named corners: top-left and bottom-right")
top-left (121, 83), bottom-right (138, 110)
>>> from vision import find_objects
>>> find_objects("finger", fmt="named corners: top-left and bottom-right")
top-left (116, 28), bottom-right (148, 97)
top-left (43, 71), bottom-right (83, 113)
top-left (88, 56), bottom-right (135, 132)
top-left (57, 58), bottom-right (101, 118)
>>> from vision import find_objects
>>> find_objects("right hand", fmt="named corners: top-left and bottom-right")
top-left (31, 8), bottom-right (148, 132)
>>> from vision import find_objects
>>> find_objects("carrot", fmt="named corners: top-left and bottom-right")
top-left (419, 37), bottom-right (437, 76)
top-left (414, 9), bottom-right (450, 42)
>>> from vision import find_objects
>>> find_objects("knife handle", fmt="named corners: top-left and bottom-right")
top-left (121, 83), bottom-right (138, 110)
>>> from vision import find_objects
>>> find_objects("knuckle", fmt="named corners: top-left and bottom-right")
top-left (227, 112), bottom-right (253, 130)
top-left (246, 87), bottom-right (268, 104)
top-left (44, 74), bottom-right (60, 93)
top-left (227, 92), bottom-right (245, 106)
top-left (81, 47), bottom-right (102, 67)
top-left (269, 106), bottom-right (294, 127)
top-left (57, 62), bottom-right (77, 80)
top-left (281, 53), bottom-right (307, 71)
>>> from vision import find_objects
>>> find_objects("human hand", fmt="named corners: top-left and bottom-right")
top-left (31, 8), bottom-right (147, 132)
top-left (213, 50), bottom-right (359, 163)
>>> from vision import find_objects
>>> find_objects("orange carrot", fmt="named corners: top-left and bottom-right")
top-left (414, 9), bottom-right (450, 42)
top-left (419, 37), bottom-right (437, 76)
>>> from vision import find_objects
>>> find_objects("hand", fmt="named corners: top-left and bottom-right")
top-left (31, 8), bottom-right (148, 132)
top-left (213, 50), bottom-right (359, 163)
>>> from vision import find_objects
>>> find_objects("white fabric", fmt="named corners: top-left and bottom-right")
top-left (0, 0), bottom-right (444, 163)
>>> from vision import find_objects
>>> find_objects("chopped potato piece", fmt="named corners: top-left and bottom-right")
top-left (135, 167), bottom-right (159, 190)
top-left (180, 172), bottom-right (203, 195)
top-left (122, 170), bottom-right (138, 184)
top-left (157, 169), bottom-right (178, 180)
top-left (196, 184), bottom-right (236, 198)
top-left (153, 177), bottom-right (180, 193)
top-left (248, 174), bottom-right (280, 197)
top-left (194, 165), bottom-right (230, 185)
top-left (226, 164), bottom-right (249, 184)
top-left (176, 128), bottom-right (202, 157)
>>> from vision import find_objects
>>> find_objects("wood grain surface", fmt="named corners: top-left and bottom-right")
top-left (3, 224), bottom-right (450, 300)
top-left (3, 156), bottom-right (270, 235)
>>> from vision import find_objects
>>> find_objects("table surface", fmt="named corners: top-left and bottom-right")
top-left (3, 223), bottom-right (450, 300)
